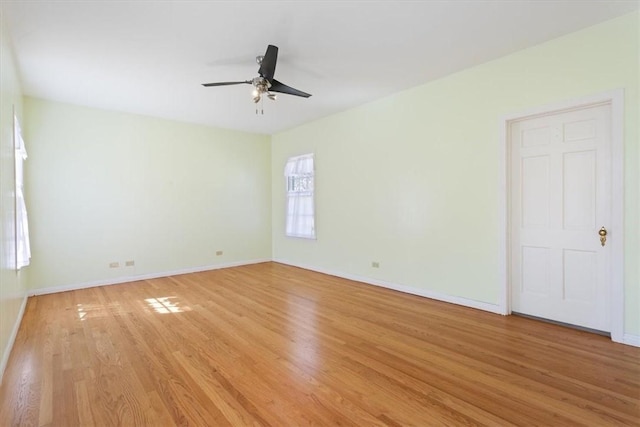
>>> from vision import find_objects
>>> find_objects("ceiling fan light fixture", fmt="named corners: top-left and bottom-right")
top-left (202, 45), bottom-right (312, 113)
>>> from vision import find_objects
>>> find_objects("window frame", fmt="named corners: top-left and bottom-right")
top-left (284, 153), bottom-right (316, 240)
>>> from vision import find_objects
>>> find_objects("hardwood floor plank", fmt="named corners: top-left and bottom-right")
top-left (1, 262), bottom-right (639, 426)
top-left (74, 380), bottom-right (94, 427)
top-left (37, 322), bottom-right (53, 426)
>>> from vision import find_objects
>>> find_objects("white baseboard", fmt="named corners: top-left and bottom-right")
top-left (29, 258), bottom-right (271, 296)
top-left (0, 294), bottom-right (28, 386)
top-left (273, 258), bottom-right (504, 315)
top-left (622, 334), bottom-right (640, 348)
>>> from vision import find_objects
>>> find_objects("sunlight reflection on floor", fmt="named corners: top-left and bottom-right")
top-left (75, 296), bottom-right (191, 320)
top-left (145, 297), bottom-right (190, 314)
top-left (288, 296), bottom-right (319, 374)
top-left (75, 302), bottom-right (122, 320)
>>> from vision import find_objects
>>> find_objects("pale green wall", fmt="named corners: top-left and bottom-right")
top-left (272, 12), bottom-right (640, 335)
top-left (25, 98), bottom-right (271, 291)
top-left (0, 8), bottom-right (27, 381)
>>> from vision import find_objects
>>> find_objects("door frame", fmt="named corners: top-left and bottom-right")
top-left (498, 89), bottom-right (624, 343)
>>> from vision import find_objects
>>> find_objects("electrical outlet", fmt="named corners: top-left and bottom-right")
top-left (372, 261), bottom-right (380, 268)
top-left (216, 250), bottom-right (223, 256)
top-left (109, 262), bottom-right (119, 268)
top-left (125, 260), bottom-right (135, 267)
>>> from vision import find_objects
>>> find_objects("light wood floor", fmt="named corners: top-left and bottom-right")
top-left (1, 262), bottom-right (638, 426)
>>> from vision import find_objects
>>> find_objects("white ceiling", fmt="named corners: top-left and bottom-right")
top-left (3, 1), bottom-right (638, 135)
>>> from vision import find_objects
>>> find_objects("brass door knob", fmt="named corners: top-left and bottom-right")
top-left (599, 226), bottom-right (607, 247)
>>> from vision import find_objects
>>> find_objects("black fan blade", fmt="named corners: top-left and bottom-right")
top-left (202, 80), bottom-right (251, 87)
top-left (269, 79), bottom-right (311, 98)
top-left (258, 45), bottom-right (278, 81)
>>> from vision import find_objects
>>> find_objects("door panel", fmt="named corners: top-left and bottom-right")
top-left (521, 156), bottom-right (550, 228)
top-left (563, 150), bottom-right (596, 230)
top-left (521, 246), bottom-right (550, 296)
top-left (563, 249), bottom-right (596, 302)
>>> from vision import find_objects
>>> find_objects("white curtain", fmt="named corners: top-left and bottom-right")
top-left (284, 153), bottom-right (314, 177)
top-left (15, 116), bottom-right (31, 269)
top-left (285, 154), bottom-right (315, 239)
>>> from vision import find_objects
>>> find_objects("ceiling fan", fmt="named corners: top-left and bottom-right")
top-left (202, 45), bottom-right (311, 113)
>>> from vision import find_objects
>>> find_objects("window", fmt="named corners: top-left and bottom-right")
top-left (14, 115), bottom-right (31, 269)
top-left (284, 153), bottom-right (315, 239)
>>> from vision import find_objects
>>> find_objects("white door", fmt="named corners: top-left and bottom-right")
top-left (510, 103), bottom-right (611, 332)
